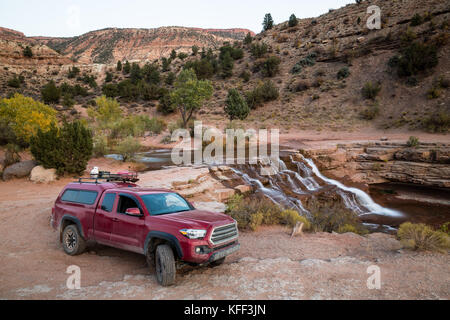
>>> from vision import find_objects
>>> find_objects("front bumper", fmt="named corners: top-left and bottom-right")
top-left (208, 243), bottom-right (240, 263)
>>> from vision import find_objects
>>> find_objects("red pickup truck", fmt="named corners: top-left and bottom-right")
top-left (51, 176), bottom-right (240, 286)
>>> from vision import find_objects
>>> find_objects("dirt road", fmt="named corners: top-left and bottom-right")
top-left (0, 177), bottom-right (449, 300)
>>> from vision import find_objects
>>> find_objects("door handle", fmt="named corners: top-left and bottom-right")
top-left (112, 218), bottom-right (120, 222)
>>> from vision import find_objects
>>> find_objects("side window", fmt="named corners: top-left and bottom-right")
top-left (61, 189), bottom-right (98, 205)
top-left (61, 190), bottom-right (78, 202)
top-left (101, 193), bottom-right (116, 212)
top-left (118, 195), bottom-right (140, 214)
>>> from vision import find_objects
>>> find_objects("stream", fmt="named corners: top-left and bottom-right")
top-left (106, 148), bottom-right (450, 232)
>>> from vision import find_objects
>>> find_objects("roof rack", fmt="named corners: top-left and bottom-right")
top-left (76, 171), bottom-right (139, 184)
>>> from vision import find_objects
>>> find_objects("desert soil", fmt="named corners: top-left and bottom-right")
top-left (0, 172), bottom-right (449, 300)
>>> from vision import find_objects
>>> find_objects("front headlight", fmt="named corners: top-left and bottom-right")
top-left (180, 229), bottom-right (207, 240)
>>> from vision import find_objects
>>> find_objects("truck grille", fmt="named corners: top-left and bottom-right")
top-left (210, 223), bottom-right (238, 245)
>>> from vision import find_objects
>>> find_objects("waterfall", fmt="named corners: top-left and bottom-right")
top-left (231, 154), bottom-right (403, 219)
top-left (300, 155), bottom-right (404, 217)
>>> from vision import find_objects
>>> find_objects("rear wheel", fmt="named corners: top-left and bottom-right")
top-left (209, 257), bottom-right (226, 267)
top-left (62, 224), bottom-right (86, 256)
top-left (155, 244), bottom-right (176, 286)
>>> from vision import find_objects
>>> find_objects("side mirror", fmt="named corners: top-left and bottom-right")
top-left (125, 208), bottom-right (142, 217)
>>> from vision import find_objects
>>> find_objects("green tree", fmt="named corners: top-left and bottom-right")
top-left (123, 60), bottom-right (131, 74)
top-left (289, 14), bottom-right (298, 27)
top-left (130, 63), bottom-right (142, 84)
top-left (142, 63), bottom-right (160, 85)
top-left (263, 13), bottom-right (274, 31)
top-left (161, 57), bottom-right (171, 72)
top-left (224, 89), bottom-right (250, 122)
top-left (30, 121), bottom-right (93, 175)
top-left (116, 60), bottom-right (122, 71)
top-left (244, 32), bottom-right (253, 45)
top-left (261, 56), bottom-right (281, 77)
top-left (170, 49), bottom-right (177, 60)
top-left (192, 45), bottom-right (199, 56)
top-left (221, 51), bottom-right (234, 79)
top-left (41, 80), bottom-right (61, 104)
top-left (170, 69), bottom-right (213, 128)
top-left (23, 46), bottom-right (33, 58)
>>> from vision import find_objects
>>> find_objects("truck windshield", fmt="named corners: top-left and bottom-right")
top-left (141, 193), bottom-right (192, 216)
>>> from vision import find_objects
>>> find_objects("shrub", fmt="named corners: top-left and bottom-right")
top-left (7, 75), bottom-right (24, 88)
top-left (291, 80), bottom-right (310, 93)
top-left (245, 80), bottom-right (279, 109)
top-left (361, 81), bottom-right (381, 100)
top-left (89, 96), bottom-right (123, 125)
top-left (260, 56), bottom-right (281, 77)
top-left (62, 94), bottom-right (75, 108)
top-left (68, 66), bottom-right (80, 79)
top-left (360, 103), bottom-right (380, 120)
top-left (410, 13), bottom-right (423, 26)
top-left (423, 111), bottom-right (450, 133)
top-left (226, 196), bottom-right (313, 231)
top-left (306, 196), bottom-right (367, 234)
top-left (23, 46), bottom-right (33, 58)
top-left (337, 67), bottom-right (350, 80)
top-left (114, 136), bottom-right (142, 162)
top-left (395, 42), bottom-right (438, 77)
top-left (239, 70), bottom-right (251, 82)
top-left (407, 136), bottom-right (419, 148)
top-left (280, 210), bottom-right (311, 230)
top-left (397, 222), bottom-right (450, 252)
top-left (41, 80), bottom-right (61, 104)
top-left (337, 224), bottom-right (360, 234)
top-left (0, 93), bottom-right (57, 144)
top-left (251, 42), bottom-right (268, 58)
top-left (178, 52), bottom-right (188, 60)
top-left (30, 121), bottom-right (93, 175)
top-left (158, 92), bottom-right (175, 115)
top-left (92, 134), bottom-right (109, 157)
top-left (291, 53), bottom-right (317, 74)
top-left (165, 72), bottom-right (176, 85)
top-left (244, 32), bottom-right (253, 45)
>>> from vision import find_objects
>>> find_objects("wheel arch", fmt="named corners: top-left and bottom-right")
top-left (60, 216), bottom-right (85, 242)
top-left (144, 231), bottom-right (183, 260)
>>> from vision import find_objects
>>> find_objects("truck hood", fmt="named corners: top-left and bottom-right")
top-left (154, 209), bottom-right (234, 229)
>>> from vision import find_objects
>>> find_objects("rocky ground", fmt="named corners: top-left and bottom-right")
top-left (0, 164), bottom-right (449, 300)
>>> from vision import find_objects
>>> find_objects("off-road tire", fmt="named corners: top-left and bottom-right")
top-left (62, 224), bottom-right (86, 256)
top-left (209, 257), bottom-right (226, 267)
top-left (155, 244), bottom-right (176, 286)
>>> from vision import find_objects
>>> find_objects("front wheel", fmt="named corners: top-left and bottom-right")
top-left (62, 224), bottom-right (86, 256)
top-left (155, 244), bottom-right (176, 286)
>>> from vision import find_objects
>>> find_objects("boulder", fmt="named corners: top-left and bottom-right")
top-left (193, 201), bottom-right (227, 213)
top-left (30, 166), bottom-right (57, 183)
top-left (214, 188), bottom-right (236, 202)
top-left (2, 160), bottom-right (37, 181)
top-left (234, 185), bottom-right (253, 195)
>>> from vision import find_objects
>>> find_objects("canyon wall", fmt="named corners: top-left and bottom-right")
top-left (302, 142), bottom-right (450, 188)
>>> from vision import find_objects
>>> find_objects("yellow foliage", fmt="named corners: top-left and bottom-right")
top-left (0, 93), bottom-right (57, 143)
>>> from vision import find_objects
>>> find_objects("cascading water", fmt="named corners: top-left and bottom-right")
top-left (231, 153), bottom-right (403, 219)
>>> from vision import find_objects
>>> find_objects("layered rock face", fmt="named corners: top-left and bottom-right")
top-left (32, 27), bottom-right (254, 64)
top-left (303, 142), bottom-right (450, 188)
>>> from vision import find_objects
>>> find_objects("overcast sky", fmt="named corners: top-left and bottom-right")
top-left (0, 0), bottom-right (355, 37)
